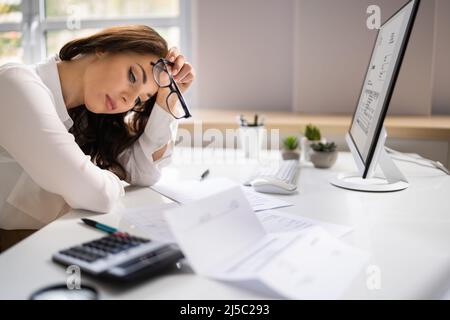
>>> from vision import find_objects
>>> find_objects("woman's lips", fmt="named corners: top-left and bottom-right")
top-left (105, 94), bottom-right (117, 111)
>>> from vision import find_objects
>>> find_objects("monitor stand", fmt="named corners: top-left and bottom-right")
top-left (329, 129), bottom-right (409, 192)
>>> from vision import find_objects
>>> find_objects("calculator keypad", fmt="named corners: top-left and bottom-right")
top-left (59, 234), bottom-right (151, 263)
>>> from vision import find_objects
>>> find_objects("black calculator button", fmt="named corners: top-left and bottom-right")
top-left (59, 249), bottom-right (77, 258)
top-left (130, 236), bottom-right (150, 243)
top-left (82, 246), bottom-right (108, 258)
top-left (60, 248), bottom-right (96, 262)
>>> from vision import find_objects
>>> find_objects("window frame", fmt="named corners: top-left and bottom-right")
top-left (0, 0), bottom-right (191, 64)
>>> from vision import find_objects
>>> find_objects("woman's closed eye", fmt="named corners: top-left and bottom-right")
top-left (128, 67), bottom-right (137, 83)
top-left (129, 67), bottom-right (143, 107)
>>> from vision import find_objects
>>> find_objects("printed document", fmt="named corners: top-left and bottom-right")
top-left (151, 176), bottom-right (292, 212)
top-left (164, 187), bottom-right (369, 299)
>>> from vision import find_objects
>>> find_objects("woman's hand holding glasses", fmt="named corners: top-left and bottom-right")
top-left (153, 47), bottom-right (195, 119)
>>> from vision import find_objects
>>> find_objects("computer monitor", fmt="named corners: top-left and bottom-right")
top-left (330, 0), bottom-right (420, 192)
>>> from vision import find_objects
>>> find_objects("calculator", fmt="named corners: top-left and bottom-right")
top-left (52, 233), bottom-right (184, 282)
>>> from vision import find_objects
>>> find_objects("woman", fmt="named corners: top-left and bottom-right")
top-left (0, 25), bottom-right (195, 251)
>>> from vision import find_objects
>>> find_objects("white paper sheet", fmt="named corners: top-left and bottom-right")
top-left (120, 202), bottom-right (179, 243)
top-left (164, 187), bottom-right (370, 299)
top-left (256, 227), bottom-right (370, 299)
top-left (165, 186), bottom-right (266, 275)
top-left (119, 204), bottom-right (353, 245)
top-left (151, 176), bottom-right (292, 212)
top-left (242, 187), bottom-right (292, 212)
top-left (257, 210), bottom-right (353, 238)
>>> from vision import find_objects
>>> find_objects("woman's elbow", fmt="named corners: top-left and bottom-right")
top-left (97, 189), bottom-right (123, 213)
top-left (130, 171), bottom-right (162, 188)
top-left (66, 188), bottom-right (122, 213)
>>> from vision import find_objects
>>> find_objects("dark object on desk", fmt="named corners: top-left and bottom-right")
top-left (238, 114), bottom-right (264, 127)
top-left (52, 220), bottom-right (184, 283)
top-left (200, 168), bottom-right (210, 180)
top-left (30, 284), bottom-right (99, 300)
top-left (81, 218), bottom-right (121, 234)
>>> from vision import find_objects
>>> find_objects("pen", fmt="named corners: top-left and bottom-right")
top-left (200, 169), bottom-right (210, 180)
top-left (81, 218), bottom-right (127, 236)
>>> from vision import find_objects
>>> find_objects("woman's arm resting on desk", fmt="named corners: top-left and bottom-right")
top-left (0, 75), bottom-right (124, 214)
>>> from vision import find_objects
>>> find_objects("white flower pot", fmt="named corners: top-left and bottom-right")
top-left (310, 150), bottom-right (338, 168)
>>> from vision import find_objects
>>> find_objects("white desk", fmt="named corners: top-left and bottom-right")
top-left (0, 149), bottom-right (449, 300)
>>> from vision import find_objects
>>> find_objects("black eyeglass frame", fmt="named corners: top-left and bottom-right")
top-left (150, 58), bottom-right (192, 119)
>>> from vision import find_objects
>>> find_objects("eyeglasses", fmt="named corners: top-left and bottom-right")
top-left (150, 58), bottom-right (192, 120)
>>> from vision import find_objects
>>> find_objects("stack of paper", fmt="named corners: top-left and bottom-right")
top-left (120, 204), bottom-right (352, 244)
top-left (151, 177), bottom-right (292, 212)
top-left (163, 187), bottom-right (370, 299)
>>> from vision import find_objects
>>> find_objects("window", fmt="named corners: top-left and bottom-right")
top-left (0, 0), bottom-right (190, 64)
top-left (0, 0), bottom-right (22, 64)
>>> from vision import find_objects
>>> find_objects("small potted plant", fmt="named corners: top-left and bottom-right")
top-left (301, 124), bottom-right (324, 161)
top-left (281, 136), bottom-right (300, 160)
top-left (310, 142), bottom-right (338, 168)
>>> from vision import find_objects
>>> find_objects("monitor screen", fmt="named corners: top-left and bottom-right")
top-left (349, 0), bottom-right (419, 169)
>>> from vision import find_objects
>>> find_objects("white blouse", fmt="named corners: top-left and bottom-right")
top-left (0, 55), bottom-right (177, 230)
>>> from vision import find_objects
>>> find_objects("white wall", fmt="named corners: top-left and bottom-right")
top-left (293, 0), bottom-right (435, 115)
top-left (431, 0), bottom-right (450, 115)
top-left (193, 0), bottom-right (294, 111)
top-left (192, 0), bottom-right (450, 115)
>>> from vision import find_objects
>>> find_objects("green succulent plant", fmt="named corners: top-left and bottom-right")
top-left (304, 124), bottom-right (321, 141)
top-left (311, 142), bottom-right (337, 153)
top-left (282, 136), bottom-right (299, 150)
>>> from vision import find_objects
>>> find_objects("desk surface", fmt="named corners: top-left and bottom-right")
top-left (0, 149), bottom-right (449, 299)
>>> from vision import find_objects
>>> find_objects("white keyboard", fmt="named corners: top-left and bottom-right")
top-left (244, 160), bottom-right (299, 194)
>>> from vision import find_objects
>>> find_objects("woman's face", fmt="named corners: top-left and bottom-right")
top-left (83, 51), bottom-right (160, 114)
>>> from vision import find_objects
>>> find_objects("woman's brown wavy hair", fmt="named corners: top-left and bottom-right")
top-left (60, 25), bottom-right (168, 181)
